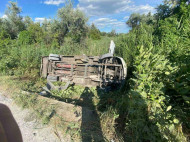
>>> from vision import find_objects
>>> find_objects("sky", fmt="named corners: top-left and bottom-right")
top-left (0, 0), bottom-right (163, 33)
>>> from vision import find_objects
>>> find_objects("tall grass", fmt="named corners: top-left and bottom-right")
top-left (0, 36), bottom-right (115, 76)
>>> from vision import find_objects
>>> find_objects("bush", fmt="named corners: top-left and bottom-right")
top-left (89, 24), bottom-right (101, 40)
top-left (124, 46), bottom-right (185, 141)
top-left (18, 30), bottom-right (34, 45)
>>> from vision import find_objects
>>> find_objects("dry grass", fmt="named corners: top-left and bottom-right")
top-left (0, 76), bottom-right (82, 141)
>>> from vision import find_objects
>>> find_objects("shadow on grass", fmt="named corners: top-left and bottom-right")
top-left (96, 84), bottom-right (165, 142)
top-left (80, 87), bottom-right (105, 142)
top-left (49, 87), bottom-right (105, 142)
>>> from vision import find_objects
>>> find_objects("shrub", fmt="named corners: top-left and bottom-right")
top-left (124, 46), bottom-right (186, 141)
top-left (18, 30), bottom-right (34, 45)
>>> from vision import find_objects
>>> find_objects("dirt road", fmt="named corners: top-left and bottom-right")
top-left (0, 93), bottom-right (64, 142)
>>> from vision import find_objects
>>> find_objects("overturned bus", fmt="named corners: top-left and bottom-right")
top-left (40, 41), bottom-right (127, 91)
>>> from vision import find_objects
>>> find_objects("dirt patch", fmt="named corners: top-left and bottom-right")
top-left (0, 93), bottom-right (66, 142)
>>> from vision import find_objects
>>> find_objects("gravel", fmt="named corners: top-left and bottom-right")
top-left (0, 93), bottom-right (65, 142)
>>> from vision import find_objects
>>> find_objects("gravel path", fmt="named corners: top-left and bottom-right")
top-left (0, 93), bottom-right (64, 142)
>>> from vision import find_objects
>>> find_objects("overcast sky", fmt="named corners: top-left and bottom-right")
top-left (0, 0), bottom-right (163, 33)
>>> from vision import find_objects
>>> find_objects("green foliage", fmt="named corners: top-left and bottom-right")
top-left (115, 23), bottom-right (154, 67)
top-left (3, 2), bottom-right (25, 39)
top-left (0, 41), bottom-right (61, 76)
top-left (126, 12), bottom-right (155, 28)
top-left (23, 16), bottom-right (33, 28)
top-left (105, 2), bottom-right (190, 141)
top-left (0, 30), bottom-right (12, 73)
top-left (0, 30), bottom-right (10, 46)
top-left (57, 1), bottom-right (88, 43)
top-left (51, 83), bottom-right (85, 99)
top-left (125, 46), bottom-right (185, 141)
top-left (18, 30), bottom-right (34, 44)
top-left (113, 22), bottom-right (188, 140)
top-left (89, 23), bottom-right (101, 40)
top-left (156, 2), bottom-right (190, 134)
top-left (108, 29), bottom-right (117, 37)
top-left (27, 23), bottom-right (44, 43)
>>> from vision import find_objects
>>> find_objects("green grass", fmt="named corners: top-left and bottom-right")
top-left (0, 76), bottom-right (56, 124)
top-left (0, 76), bottom-right (117, 141)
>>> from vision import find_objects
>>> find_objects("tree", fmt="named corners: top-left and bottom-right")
top-left (126, 13), bottom-right (155, 29)
top-left (0, 18), bottom-right (2, 29)
top-left (156, 3), bottom-right (173, 20)
top-left (48, 19), bottom-right (63, 45)
top-left (23, 16), bottom-right (33, 29)
top-left (164, 0), bottom-right (181, 8)
top-left (141, 12), bottom-right (155, 25)
top-left (3, 2), bottom-right (25, 39)
top-left (126, 13), bottom-right (142, 28)
top-left (89, 23), bottom-right (101, 40)
top-left (155, 0), bottom-right (188, 20)
top-left (27, 23), bottom-right (44, 43)
top-left (41, 19), bottom-right (60, 46)
top-left (57, 1), bottom-right (88, 43)
top-left (108, 29), bottom-right (117, 37)
top-left (42, 18), bottom-right (51, 32)
top-left (101, 32), bottom-right (107, 36)
top-left (18, 30), bottom-right (34, 45)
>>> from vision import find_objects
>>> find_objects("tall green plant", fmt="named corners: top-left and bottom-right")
top-left (125, 46), bottom-right (186, 141)
top-left (2, 2), bottom-right (25, 39)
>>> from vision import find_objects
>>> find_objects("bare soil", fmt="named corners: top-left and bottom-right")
top-left (0, 93), bottom-right (65, 142)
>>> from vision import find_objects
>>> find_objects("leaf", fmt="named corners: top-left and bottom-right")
top-left (165, 72), bottom-right (170, 75)
top-left (182, 96), bottom-right (190, 101)
top-left (173, 119), bottom-right (179, 124)
top-left (180, 89), bottom-right (189, 95)
top-left (169, 124), bottom-right (175, 131)
top-left (166, 106), bottom-right (172, 111)
top-left (141, 91), bottom-right (147, 98)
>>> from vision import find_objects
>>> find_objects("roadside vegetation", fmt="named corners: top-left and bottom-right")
top-left (0, 0), bottom-right (189, 141)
